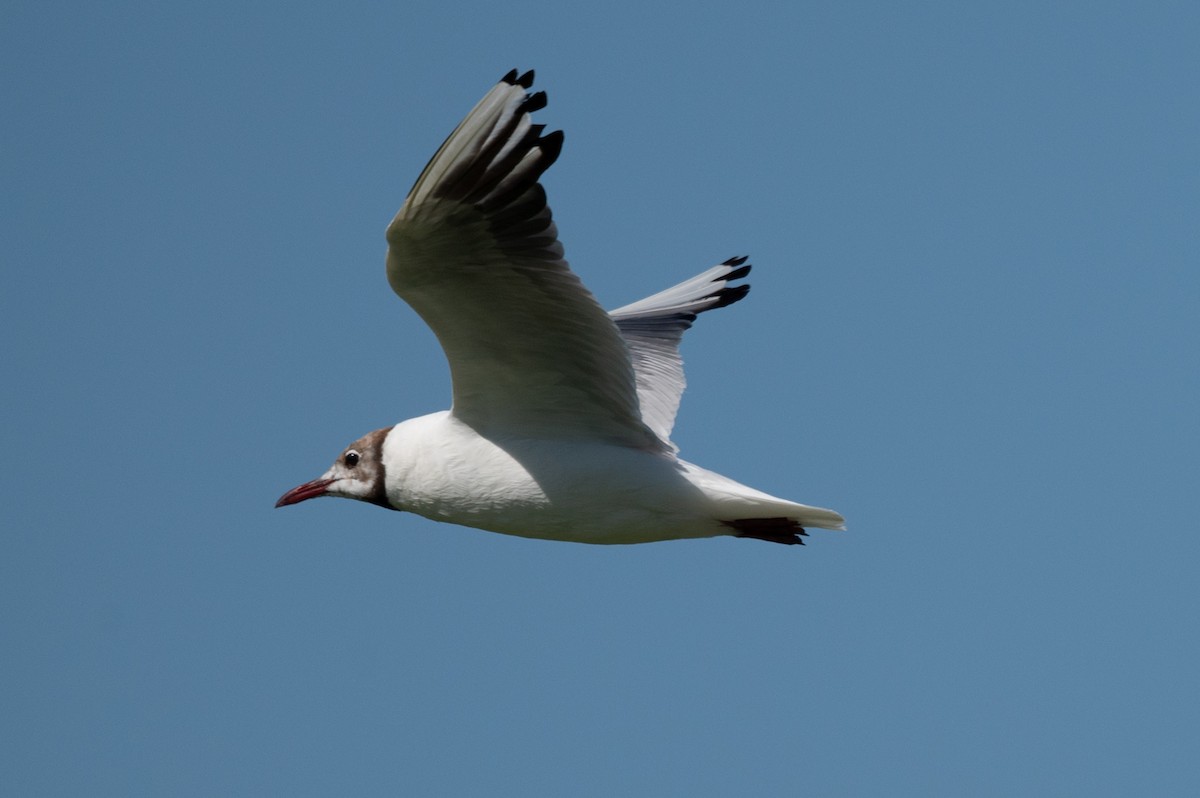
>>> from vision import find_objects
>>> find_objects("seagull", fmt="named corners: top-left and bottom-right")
top-left (276, 70), bottom-right (845, 545)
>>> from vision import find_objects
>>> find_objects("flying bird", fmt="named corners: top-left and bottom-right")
top-left (276, 70), bottom-right (844, 545)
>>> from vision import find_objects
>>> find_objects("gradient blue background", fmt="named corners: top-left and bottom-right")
top-left (4, 2), bottom-right (1198, 795)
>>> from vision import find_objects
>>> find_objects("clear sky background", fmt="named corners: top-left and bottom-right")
top-left (3, 1), bottom-right (1198, 795)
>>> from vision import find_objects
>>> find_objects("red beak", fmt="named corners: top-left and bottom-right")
top-left (275, 478), bottom-right (335, 508)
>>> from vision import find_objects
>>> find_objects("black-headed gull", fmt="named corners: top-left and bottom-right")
top-left (277, 70), bottom-right (845, 545)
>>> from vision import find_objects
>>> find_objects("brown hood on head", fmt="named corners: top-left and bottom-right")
top-left (354, 426), bottom-right (395, 509)
top-left (276, 426), bottom-right (396, 510)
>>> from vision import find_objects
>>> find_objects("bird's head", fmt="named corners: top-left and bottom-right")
top-left (275, 427), bottom-right (393, 509)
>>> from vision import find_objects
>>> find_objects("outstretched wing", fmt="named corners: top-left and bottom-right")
top-left (609, 258), bottom-right (751, 447)
top-left (386, 71), bottom-right (663, 451)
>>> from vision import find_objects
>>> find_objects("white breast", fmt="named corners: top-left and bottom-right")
top-left (380, 412), bottom-right (729, 543)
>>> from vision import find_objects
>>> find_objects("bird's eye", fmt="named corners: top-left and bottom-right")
top-left (344, 450), bottom-right (360, 467)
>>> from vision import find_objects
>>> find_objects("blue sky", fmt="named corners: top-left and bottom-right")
top-left (3, 1), bottom-right (1198, 795)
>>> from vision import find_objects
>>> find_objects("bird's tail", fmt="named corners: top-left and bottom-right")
top-left (680, 460), bottom-right (845, 544)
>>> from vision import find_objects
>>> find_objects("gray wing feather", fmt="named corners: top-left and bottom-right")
top-left (386, 71), bottom-right (663, 450)
top-left (609, 258), bottom-right (751, 447)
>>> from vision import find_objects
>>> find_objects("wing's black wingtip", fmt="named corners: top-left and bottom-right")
top-left (521, 90), bottom-right (548, 114)
top-left (719, 256), bottom-right (752, 283)
top-left (500, 69), bottom-right (536, 88)
top-left (539, 129), bottom-right (565, 165)
top-left (702, 257), bottom-right (751, 310)
top-left (725, 263), bottom-right (752, 282)
top-left (710, 282), bottom-right (751, 309)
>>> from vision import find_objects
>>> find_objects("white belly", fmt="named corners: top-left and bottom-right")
top-left (380, 412), bottom-right (723, 543)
